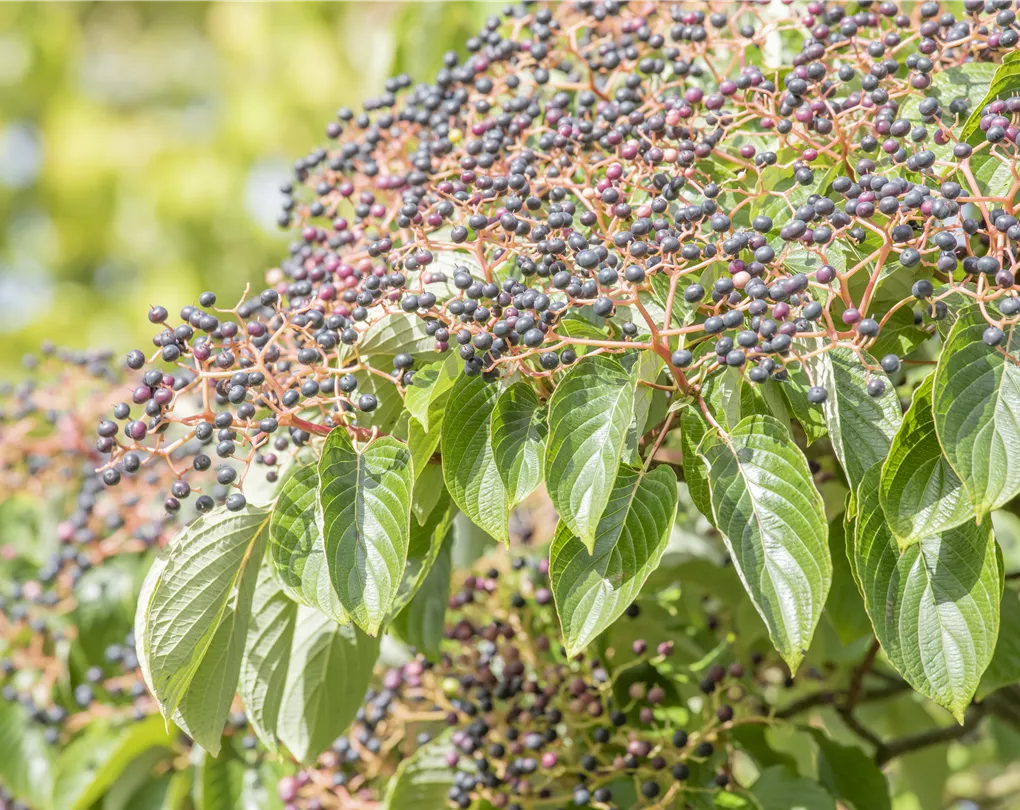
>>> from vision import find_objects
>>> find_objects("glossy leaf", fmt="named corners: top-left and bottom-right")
top-left (932, 308), bottom-right (1020, 522)
top-left (697, 415), bottom-right (831, 672)
top-left (545, 354), bottom-right (637, 551)
top-left (404, 354), bottom-right (459, 432)
top-left (880, 375), bottom-right (971, 547)
top-left (441, 373), bottom-right (509, 545)
top-left (319, 429), bottom-right (413, 636)
top-left (854, 466), bottom-right (1001, 722)
top-left (359, 312), bottom-right (437, 356)
top-left (140, 507), bottom-right (269, 746)
top-left (239, 568), bottom-right (298, 749)
top-left (550, 464), bottom-right (678, 657)
top-left (269, 465), bottom-right (345, 623)
top-left (811, 346), bottom-right (901, 489)
top-left (490, 382), bottom-right (547, 509)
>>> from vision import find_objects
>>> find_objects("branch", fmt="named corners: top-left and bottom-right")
top-left (874, 705), bottom-right (986, 767)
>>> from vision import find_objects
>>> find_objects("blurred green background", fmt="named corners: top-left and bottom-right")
top-left (0, 1), bottom-right (490, 377)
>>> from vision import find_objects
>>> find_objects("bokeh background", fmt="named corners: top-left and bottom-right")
top-left (0, 1), bottom-right (491, 376)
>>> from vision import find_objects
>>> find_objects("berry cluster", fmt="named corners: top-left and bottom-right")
top-left (87, 0), bottom-right (1020, 512)
top-left (278, 555), bottom-right (758, 810)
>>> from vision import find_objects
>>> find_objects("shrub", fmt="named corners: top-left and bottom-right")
top-left (4, 1), bottom-right (1020, 808)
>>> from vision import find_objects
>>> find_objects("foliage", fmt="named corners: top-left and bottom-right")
top-left (3, 2), bottom-right (1020, 810)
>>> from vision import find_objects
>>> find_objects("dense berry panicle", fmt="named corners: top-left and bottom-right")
top-left (4, 2), bottom-right (1020, 805)
top-left (86, 0), bottom-right (1020, 512)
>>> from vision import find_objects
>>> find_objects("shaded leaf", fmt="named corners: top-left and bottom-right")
top-left (277, 606), bottom-right (379, 763)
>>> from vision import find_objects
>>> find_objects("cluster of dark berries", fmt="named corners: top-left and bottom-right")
top-left (88, 0), bottom-right (1020, 514)
top-left (277, 553), bottom-right (757, 810)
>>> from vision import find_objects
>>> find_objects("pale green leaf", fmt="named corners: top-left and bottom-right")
top-left (52, 717), bottom-right (172, 810)
top-left (359, 312), bottom-right (437, 356)
top-left (854, 466), bottom-right (1001, 722)
top-left (141, 507), bottom-right (269, 729)
top-left (932, 307), bottom-right (1020, 522)
top-left (545, 354), bottom-right (637, 551)
top-left (441, 373), bottom-right (509, 545)
top-left (490, 382), bottom-right (547, 509)
top-left (319, 430), bottom-right (413, 635)
top-left (550, 464), bottom-right (678, 657)
top-left (277, 606), bottom-right (379, 763)
top-left (239, 568), bottom-right (297, 749)
top-left (383, 733), bottom-right (462, 810)
top-left (269, 465), bottom-right (345, 623)
top-left (810, 346), bottom-right (901, 489)
top-left (404, 354), bottom-right (459, 432)
top-left (880, 376), bottom-right (971, 547)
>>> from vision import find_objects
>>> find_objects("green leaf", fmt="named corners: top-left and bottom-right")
top-left (824, 519), bottom-right (872, 646)
top-left (193, 742), bottom-right (279, 810)
top-left (810, 346), bottom-right (901, 489)
top-left (808, 729), bottom-right (890, 810)
top-left (239, 568), bottom-right (298, 749)
top-left (349, 371), bottom-right (403, 434)
top-left (319, 429), bottom-right (413, 635)
top-left (52, 717), bottom-right (172, 810)
top-left (490, 382), bottom-right (547, 509)
top-left (962, 59), bottom-right (1020, 143)
top-left (392, 531), bottom-right (454, 659)
top-left (977, 588), bottom-right (1020, 699)
top-left (680, 407), bottom-right (715, 526)
top-left (550, 464), bottom-right (678, 657)
top-left (441, 374), bottom-right (509, 545)
top-left (854, 466), bottom-right (1001, 722)
top-left (696, 415), bottom-right (831, 672)
top-left (0, 699), bottom-right (53, 810)
top-left (140, 507), bottom-right (269, 746)
top-left (751, 767), bottom-right (835, 810)
top-left (383, 733), bottom-right (462, 810)
top-left (932, 308), bottom-right (1020, 522)
top-left (404, 354), bottom-right (459, 432)
top-left (277, 605), bottom-right (379, 762)
top-left (269, 465), bottom-right (346, 623)
top-left (387, 492), bottom-right (455, 622)
top-left (411, 461), bottom-right (446, 524)
top-left (880, 375), bottom-right (971, 547)
top-left (545, 354), bottom-right (637, 551)
top-left (971, 152), bottom-right (1016, 199)
top-left (359, 312), bottom-right (437, 356)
